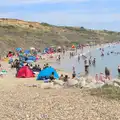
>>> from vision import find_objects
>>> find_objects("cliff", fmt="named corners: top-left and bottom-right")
top-left (0, 18), bottom-right (120, 54)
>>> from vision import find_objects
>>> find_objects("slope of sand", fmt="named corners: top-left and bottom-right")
top-left (0, 60), bottom-right (120, 120)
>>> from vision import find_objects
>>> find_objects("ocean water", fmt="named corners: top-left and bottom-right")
top-left (53, 44), bottom-right (120, 78)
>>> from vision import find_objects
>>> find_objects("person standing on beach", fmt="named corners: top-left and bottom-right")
top-left (105, 67), bottom-right (110, 80)
top-left (118, 66), bottom-right (120, 76)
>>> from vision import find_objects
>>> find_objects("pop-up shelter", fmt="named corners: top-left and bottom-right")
top-left (24, 50), bottom-right (30, 54)
top-left (27, 56), bottom-right (36, 62)
top-left (16, 66), bottom-right (35, 78)
top-left (37, 67), bottom-right (59, 80)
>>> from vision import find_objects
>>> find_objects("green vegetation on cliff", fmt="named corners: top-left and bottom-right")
top-left (0, 18), bottom-right (120, 54)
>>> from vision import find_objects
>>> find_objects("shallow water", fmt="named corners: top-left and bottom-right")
top-left (53, 44), bottom-right (120, 78)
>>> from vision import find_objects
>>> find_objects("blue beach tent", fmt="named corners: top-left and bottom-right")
top-left (26, 60), bottom-right (34, 64)
top-left (24, 50), bottom-right (30, 54)
top-left (37, 67), bottom-right (59, 80)
top-left (27, 56), bottom-right (36, 61)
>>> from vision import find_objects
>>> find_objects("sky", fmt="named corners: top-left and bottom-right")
top-left (0, 0), bottom-right (120, 31)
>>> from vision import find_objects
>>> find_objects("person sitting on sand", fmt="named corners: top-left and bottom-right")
top-left (15, 60), bottom-right (20, 72)
top-left (59, 74), bottom-right (64, 80)
top-left (43, 64), bottom-right (46, 69)
top-left (63, 75), bottom-right (69, 82)
top-left (46, 63), bottom-right (49, 68)
top-left (30, 64), bottom-right (33, 69)
top-left (37, 65), bottom-right (41, 71)
top-left (33, 64), bottom-right (37, 69)
top-left (49, 72), bottom-right (55, 82)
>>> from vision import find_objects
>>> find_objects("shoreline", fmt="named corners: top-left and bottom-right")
top-left (0, 42), bottom-right (119, 83)
top-left (49, 42), bottom-right (118, 79)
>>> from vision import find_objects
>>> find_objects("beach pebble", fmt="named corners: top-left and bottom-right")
top-left (67, 79), bottom-right (78, 86)
top-left (113, 83), bottom-right (120, 87)
top-left (80, 78), bottom-right (86, 88)
top-left (53, 80), bottom-right (65, 86)
top-left (40, 82), bottom-right (54, 89)
top-left (53, 84), bottom-right (63, 89)
top-left (86, 76), bottom-right (93, 83)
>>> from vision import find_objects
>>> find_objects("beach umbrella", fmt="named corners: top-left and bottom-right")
top-left (16, 48), bottom-right (22, 52)
top-left (57, 46), bottom-right (61, 49)
top-left (30, 47), bottom-right (35, 50)
top-left (72, 45), bottom-right (75, 48)
top-left (24, 50), bottom-right (30, 54)
top-left (26, 60), bottom-right (34, 64)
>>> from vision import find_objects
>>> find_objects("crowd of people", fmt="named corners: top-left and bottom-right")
top-left (1, 43), bottom-right (120, 83)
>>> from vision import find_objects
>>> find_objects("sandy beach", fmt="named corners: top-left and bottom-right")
top-left (0, 46), bottom-right (120, 120)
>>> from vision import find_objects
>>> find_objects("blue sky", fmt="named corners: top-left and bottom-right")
top-left (0, 0), bottom-right (120, 31)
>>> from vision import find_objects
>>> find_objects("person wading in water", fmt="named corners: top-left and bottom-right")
top-left (84, 58), bottom-right (89, 75)
top-left (78, 54), bottom-right (80, 62)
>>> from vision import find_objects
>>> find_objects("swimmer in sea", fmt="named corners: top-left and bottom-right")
top-left (107, 52), bottom-right (109, 55)
top-left (89, 57), bottom-right (92, 65)
top-left (84, 58), bottom-right (89, 75)
top-left (101, 52), bottom-right (104, 56)
top-left (78, 54), bottom-right (80, 62)
top-left (92, 58), bottom-right (96, 66)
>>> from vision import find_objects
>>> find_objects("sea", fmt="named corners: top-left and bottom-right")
top-left (53, 43), bottom-right (120, 78)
